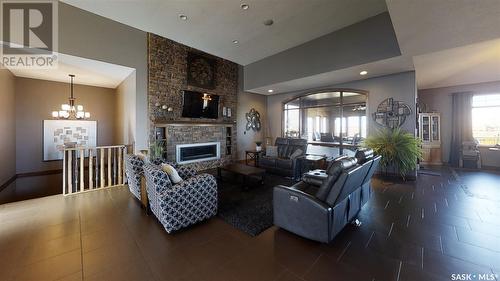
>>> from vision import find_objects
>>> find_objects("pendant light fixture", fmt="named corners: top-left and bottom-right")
top-left (51, 74), bottom-right (90, 119)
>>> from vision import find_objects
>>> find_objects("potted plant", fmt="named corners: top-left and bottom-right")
top-left (255, 141), bottom-right (263, 152)
top-left (149, 140), bottom-right (165, 161)
top-left (363, 128), bottom-right (422, 180)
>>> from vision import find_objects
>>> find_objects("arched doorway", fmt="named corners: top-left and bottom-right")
top-left (282, 89), bottom-right (367, 154)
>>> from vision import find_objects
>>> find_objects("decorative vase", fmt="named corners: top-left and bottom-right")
top-left (256, 145), bottom-right (262, 152)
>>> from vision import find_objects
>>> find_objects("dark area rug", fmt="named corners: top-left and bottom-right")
top-left (213, 169), bottom-right (293, 236)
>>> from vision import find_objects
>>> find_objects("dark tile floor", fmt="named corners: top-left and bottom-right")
top-left (0, 173), bottom-right (62, 204)
top-left (0, 168), bottom-right (499, 281)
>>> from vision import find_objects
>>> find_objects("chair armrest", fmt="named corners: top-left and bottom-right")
top-left (273, 185), bottom-right (332, 243)
top-left (159, 173), bottom-right (218, 199)
top-left (176, 165), bottom-right (197, 179)
top-left (177, 173), bottom-right (217, 191)
top-left (302, 174), bottom-right (325, 187)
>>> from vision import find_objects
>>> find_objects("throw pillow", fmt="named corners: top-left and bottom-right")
top-left (289, 149), bottom-right (303, 159)
top-left (137, 153), bottom-right (149, 163)
top-left (161, 163), bottom-right (183, 184)
top-left (266, 146), bottom-right (278, 157)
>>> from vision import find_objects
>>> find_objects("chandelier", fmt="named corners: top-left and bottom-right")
top-left (51, 74), bottom-right (91, 119)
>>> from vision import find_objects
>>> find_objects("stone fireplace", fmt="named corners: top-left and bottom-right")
top-left (148, 33), bottom-right (238, 170)
top-left (156, 123), bottom-right (234, 170)
top-left (176, 142), bottom-right (220, 164)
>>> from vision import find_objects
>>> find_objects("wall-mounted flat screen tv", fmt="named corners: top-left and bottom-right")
top-left (181, 90), bottom-right (220, 119)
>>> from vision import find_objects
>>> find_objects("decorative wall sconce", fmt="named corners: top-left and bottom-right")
top-left (155, 102), bottom-right (173, 112)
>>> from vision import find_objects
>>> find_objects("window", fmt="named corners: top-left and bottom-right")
top-left (361, 116), bottom-right (367, 138)
top-left (282, 91), bottom-right (367, 146)
top-left (347, 116), bottom-right (360, 136)
top-left (334, 117), bottom-right (346, 137)
top-left (307, 117), bottom-right (314, 140)
top-left (321, 117), bottom-right (328, 133)
top-left (284, 108), bottom-right (300, 138)
top-left (472, 94), bottom-right (500, 145)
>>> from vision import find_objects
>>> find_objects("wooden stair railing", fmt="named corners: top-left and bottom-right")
top-left (62, 145), bottom-right (129, 195)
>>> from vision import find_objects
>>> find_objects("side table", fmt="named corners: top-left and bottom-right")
top-left (297, 155), bottom-right (327, 181)
top-left (245, 150), bottom-right (263, 167)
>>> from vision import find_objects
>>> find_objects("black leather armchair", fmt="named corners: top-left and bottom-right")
top-left (320, 133), bottom-right (335, 142)
top-left (260, 137), bottom-right (307, 178)
top-left (273, 149), bottom-right (380, 243)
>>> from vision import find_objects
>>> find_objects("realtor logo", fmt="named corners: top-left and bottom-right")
top-left (0, 0), bottom-right (58, 69)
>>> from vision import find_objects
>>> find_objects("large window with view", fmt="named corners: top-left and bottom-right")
top-left (472, 94), bottom-right (500, 146)
top-left (282, 90), bottom-right (367, 147)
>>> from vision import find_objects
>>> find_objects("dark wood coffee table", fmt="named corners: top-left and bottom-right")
top-left (217, 163), bottom-right (266, 189)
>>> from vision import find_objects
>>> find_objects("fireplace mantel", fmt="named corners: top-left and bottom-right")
top-left (155, 121), bottom-right (234, 127)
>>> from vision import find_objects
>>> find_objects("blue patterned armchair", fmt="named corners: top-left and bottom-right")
top-left (123, 154), bottom-right (172, 202)
top-left (143, 163), bottom-right (218, 233)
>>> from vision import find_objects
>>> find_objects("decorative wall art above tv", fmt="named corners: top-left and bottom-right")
top-left (187, 52), bottom-right (216, 89)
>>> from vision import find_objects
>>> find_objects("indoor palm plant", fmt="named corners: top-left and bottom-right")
top-left (363, 128), bottom-right (422, 180)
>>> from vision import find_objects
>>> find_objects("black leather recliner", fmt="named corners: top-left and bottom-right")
top-left (273, 148), bottom-right (381, 243)
top-left (260, 137), bottom-right (307, 178)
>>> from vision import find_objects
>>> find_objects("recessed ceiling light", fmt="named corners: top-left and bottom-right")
top-left (268, 89), bottom-right (274, 93)
top-left (263, 19), bottom-right (274, 26)
top-left (241, 3), bottom-right (249, 10)
top-left (232, 40), bottom-right (239, 44)
top-left (360, 70), bottom-right (368, 75)
top-left (179, 14), bottom-right (188, 21)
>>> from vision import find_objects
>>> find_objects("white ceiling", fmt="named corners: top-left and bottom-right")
top-left (414, 38), bottom-right (500, 90)
top-left (56, 0), bottom-right (500, 92)
top-left (386, 0), bottom-right (500, 90)
top-left (61, 0), bottom-right (387, 65)
top-left (386, 0), bottom-right (500, 57)
top-left (9, 53), bottom-right (135, 88)
top-left (257, 0), bottom-right (500, 93)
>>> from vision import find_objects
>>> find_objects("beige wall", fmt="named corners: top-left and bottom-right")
top-left (236, 66), bottom-right (268, 160)
top-left (419, 80), bottom-right (500, 168)
top-left (0, 69), bottom-right (16, 185)
top-left (115, 71), bottom-right (136, 145)
top-left (59, 2), bottom-right (148, 151)
top-left (15, 77), bottom-right (117, 174)
top-left (237, 92), bottom-right (267, 160)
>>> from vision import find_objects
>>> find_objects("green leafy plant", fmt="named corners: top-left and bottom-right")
top-left (363, 128), bottom-right (422, 180)
top-left (149, 140), bottom-right (165, 161)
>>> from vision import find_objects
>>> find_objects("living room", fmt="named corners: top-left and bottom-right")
top-left (0, 1), bottom-right (499, 281)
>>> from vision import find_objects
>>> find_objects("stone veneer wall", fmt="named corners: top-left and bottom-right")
top-left (147, 33), bottom-right (238, 169)
top-left (164, 125), bottom-right (232, 170)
